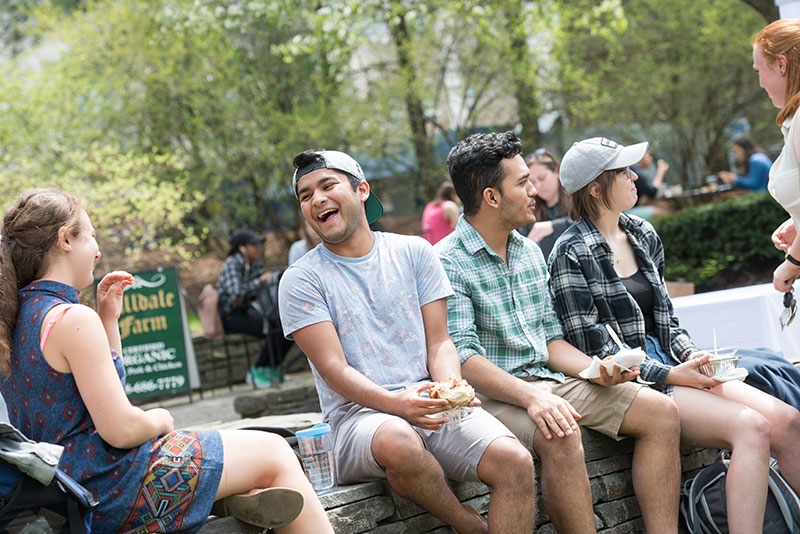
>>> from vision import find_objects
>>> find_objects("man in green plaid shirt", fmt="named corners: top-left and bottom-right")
top-left (436, 131), bottom-right (683, 533)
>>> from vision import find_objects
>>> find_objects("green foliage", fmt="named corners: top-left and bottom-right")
top-left (0, 145), bottom-right (204, 272)
top-left (554, 0), bottom-right (777, 185)
top-left (653, 192), bottom-right (787, 291)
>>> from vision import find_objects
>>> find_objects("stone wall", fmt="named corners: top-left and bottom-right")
top-left (316, 431), bottom-right (715, 533)
top-left (192, 334), bottom-right (310, 393)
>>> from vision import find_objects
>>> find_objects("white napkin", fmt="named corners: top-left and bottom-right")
top-left (579, 347), bottom-right (647, 379)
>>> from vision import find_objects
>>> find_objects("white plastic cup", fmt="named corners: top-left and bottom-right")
top-left (295, 423), bottom-right (335, 492)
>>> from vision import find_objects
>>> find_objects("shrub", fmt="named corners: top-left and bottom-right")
top-left (653, 192), bottom-right (788, 293)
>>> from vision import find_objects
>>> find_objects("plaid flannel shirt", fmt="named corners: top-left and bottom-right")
top-left (215, 253), bottom-right (264, 317)
top-left (547, 214), bottom-right (694, 385)
top-left (436, 217), bottom-right (565, 382)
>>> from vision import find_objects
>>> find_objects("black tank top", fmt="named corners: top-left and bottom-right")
top-left (620, 270), bottom-right (657, 334)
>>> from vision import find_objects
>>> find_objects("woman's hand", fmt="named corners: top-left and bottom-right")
top-left (664, 353), bottom-right (720, 389)
top-left (590, 363), bottom-right (640, 387)
top-left (773, 218), bottom-right (796, 252)
top-left (146, 408), bottom-right (175, 436)
top-left (773, 260), bottom-right (800, 292)
top-left (716, 171), bottom-right (735, 185)
top-left (527, 221), bottom-right (555, 243)
top-left (96, 271), bottom-right (134, 321)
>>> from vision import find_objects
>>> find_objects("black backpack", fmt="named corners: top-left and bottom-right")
top-left (0, 423), bottom-right (97, 534)
top-left (681, 449), bottom-right (800, 533)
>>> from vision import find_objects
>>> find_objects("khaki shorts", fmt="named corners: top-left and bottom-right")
top-left (332, 402), bottom-right (515, 485)
top-left (478, 376), bottom-right (643, 455)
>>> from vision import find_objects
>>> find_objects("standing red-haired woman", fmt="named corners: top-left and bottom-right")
top-left (752, 20), bottom-right (800, 292)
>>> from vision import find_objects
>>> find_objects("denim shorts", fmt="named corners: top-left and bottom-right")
top-left (645, 335), bottom-right (675, 398)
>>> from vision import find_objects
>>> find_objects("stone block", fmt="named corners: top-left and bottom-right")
top-left (319, 482), bottom-right (384, 509)
top-left (326, 496), bottom-right (395, 533)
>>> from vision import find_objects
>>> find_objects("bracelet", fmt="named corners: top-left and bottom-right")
top-left (787, 253), bottom-right (800, 267)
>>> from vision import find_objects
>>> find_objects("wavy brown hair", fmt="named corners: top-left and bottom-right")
top-left (753, 19), bottom-right (800, 125)
top-left (526, 149), bottom-right (571, 222)
top-left (0, 188), bottom-right (85, 377)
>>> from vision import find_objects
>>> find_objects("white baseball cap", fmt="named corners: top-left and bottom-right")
top-left (559, 137), bottom-right (648, 194)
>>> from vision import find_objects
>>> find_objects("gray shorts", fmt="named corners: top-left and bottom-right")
top-left (478, 375), bottom-right (643, 456)
top-left (332, 403), bottom-right (515, 485)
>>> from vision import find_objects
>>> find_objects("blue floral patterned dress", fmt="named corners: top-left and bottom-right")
top-left (0, 280), bottom-right (224, 533)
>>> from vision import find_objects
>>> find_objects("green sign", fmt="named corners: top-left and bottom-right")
top-left (119, 267), bottom-right (199, 400)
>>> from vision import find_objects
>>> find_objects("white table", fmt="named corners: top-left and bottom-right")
top-left (672, 283), bottom-right (800, 362)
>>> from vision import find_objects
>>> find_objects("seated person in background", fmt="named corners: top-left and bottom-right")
top-left (280, 149), bottom-right (535, 534)
top-left (216, 229), bottom-right (291, 387)
top-left (717, 136), bottom-right (772, 193)
top-left (627, 148), bottom-right (672, 220)
top-left (288, 219), bottom-right (321, 265)
top-left (524, 149), bottom-right (572, 259)
top-left (421, 180), bottom-right (461, 245)
top-left (436, 131), bottom-right (682, 533)
top-left (0, 188), bottom-right (333, 534)
top-left (548, 137), bottom-right (800, 531)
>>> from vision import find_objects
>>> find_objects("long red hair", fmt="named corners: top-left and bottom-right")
top-left (754, 19), bottom-right (800, 125)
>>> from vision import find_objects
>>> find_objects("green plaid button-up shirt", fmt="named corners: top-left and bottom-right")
top-left (436, 217), bottom-right (565, 382)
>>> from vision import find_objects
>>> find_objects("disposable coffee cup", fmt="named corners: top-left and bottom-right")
top-left (296, 423), bottom-right (335, 492)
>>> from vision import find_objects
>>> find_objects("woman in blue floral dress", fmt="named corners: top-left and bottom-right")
top-left (0, 188), bottom-right (333, 534)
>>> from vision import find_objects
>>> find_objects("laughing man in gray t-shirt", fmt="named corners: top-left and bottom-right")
top-left (279, 149), bottom-right (536, 533)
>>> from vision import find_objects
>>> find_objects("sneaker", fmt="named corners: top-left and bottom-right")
top-left (212, 487), bottom-right (304, 529)
top-left (246, 366), bottom-right (272, 388)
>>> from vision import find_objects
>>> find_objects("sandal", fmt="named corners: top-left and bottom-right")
top-left (213, 487), bottom-right (304, 529)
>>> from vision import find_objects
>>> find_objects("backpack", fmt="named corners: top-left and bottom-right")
top-left (681, 449), bottom-right (800, 533)
top-left (0, 422), bottom-right (97, 533)
top-left (197, 284), bottom-right (224, 339)
top-left (253, 268), bottom-right (286, 334)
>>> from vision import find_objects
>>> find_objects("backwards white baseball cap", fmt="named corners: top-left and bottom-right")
top-left (292, 150), bottom-right (383, 224)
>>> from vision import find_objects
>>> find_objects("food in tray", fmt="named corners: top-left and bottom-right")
top-left (429, 377), bottom-right (475, 408)
top-left (697, 354), bottom-right (741, 379)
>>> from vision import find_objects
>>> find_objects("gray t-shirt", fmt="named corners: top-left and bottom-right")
top-left (279, 232), bottom-right (453, 424)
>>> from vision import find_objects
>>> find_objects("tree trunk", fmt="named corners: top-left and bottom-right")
top-left (388, 10), bottom-right (439, 200)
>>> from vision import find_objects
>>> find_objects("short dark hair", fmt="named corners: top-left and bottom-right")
top-left (446, 131), bottom-right (522, 217)
top-left (292, 150), bottom-right (326, 174)
top-left (292, 149), bottom-right (361, 193)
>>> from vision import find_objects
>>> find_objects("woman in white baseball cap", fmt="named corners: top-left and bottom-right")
top-left (547, 137), bottom-right (800, 532)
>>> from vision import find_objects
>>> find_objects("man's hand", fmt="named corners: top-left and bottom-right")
top-left (526, 390), bottom-right (581, 440)
top-left (394, 382), bottom-right (453, 431)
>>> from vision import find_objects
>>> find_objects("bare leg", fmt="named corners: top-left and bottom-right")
top-left (371, 419), bottom-right (488, 534)
top-left (710, 380), bottom-right (800, 494)
top-left (532, 428), bottom-right (596, 532)
top-left (617, 388), bottom-right (681, 534)
top-left (475, 436), bottom-right (535, 534)
top-left (216, 429), bottom-right (333, 534)
top-left (673, 386), bottom-right (770, 534)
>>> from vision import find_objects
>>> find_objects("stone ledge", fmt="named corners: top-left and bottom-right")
top-left (311, 430), bottom-right (715, 533)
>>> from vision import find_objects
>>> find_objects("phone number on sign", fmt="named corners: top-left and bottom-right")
top-left (126, 375), bottom-right (186, 395)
